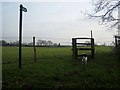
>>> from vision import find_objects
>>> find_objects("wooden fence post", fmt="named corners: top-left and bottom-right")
top-left (33, 37), bottom-right (36, 63)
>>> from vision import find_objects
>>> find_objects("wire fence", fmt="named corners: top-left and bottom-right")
top-left (1, 36), bottom-right (116, 46)
top-left (2, 36), bottom-right (117, 67)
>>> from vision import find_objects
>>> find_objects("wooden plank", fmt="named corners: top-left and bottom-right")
top-left (77, 54), bottom-right (91, 57)
top-left (75, 38), bottom-right (92, 39)
top-left (77, 48), bottom-right (93, 50)
top-left (76, 43), bottom-right (91, 45)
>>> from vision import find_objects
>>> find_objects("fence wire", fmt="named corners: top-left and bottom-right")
top-left (1, 36), bottom-right (116, 46)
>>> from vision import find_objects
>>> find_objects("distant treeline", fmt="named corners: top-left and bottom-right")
top-left (0, 39), bottom-right (117, 47)
top-left (0, 40), bottom-right (70, 47)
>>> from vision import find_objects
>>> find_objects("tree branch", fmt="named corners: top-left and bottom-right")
top-left (86, 0), bottom-right (120, 29)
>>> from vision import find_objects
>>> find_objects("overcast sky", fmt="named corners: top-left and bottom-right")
top-left (1, 0), bottom-right (118, 45)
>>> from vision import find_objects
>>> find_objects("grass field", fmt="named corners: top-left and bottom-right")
top-left (2, 46), bottom-right (120, 89)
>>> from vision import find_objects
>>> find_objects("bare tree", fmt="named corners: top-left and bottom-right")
top-left (37, 40), bottom-right (43, 46)
top-left (42, 40), bottom-right (47, 46)
top-left (0, 40), bottom-right (8, 46)
top-left (53, 43), bottom-right (58, 47)
top-left (47, 40), bottom-right (53, 46)
top-left (86, 0), bottom-right (120, 29)
top-left (10, 41), bottom-right (19, 46)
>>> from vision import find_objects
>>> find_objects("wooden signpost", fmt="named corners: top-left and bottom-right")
top-left (19, 4), bottom-right (27, 69)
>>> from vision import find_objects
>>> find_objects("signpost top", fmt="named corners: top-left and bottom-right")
top-left (20, 4), bottom-right (27, 12)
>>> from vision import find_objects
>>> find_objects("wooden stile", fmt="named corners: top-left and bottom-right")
top-left (72, 37), bottom-right (95, 60)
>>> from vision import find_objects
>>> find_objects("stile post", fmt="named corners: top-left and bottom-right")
top-left (91, 30), bottom-right (93, 38)
top-left (115, 36), bottom-right (117, 56)
top-left (72, 38), bottom-right (77, 59)
top-left (33, 37), bottom-right (36, 63)
top-left (91, 38), bottom-right (95, 60)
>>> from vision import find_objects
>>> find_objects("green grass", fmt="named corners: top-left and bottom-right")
top-left (2, 46), bottom-right (120, 89)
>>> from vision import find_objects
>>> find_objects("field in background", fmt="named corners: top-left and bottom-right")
top-left (2, 46), bottom-right (120, 88)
